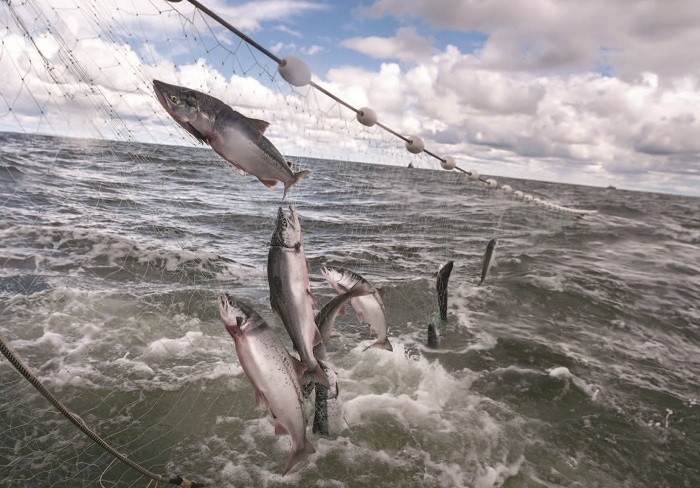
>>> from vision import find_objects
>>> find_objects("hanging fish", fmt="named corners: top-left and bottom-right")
top-left (268, 206), bottom-right (329, 388)
top-left (434, 260), bottom-right (454, 322)
top-left (153, 80), bottom-right (309, 198)
top-left (218, 294), bottom-right (315, 476)
top-left (321, 266), bottom-right (393, 351)
top-left (479, 238), bottom-right (497, 285)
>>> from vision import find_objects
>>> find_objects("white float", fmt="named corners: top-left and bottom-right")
top-left (405, 135), bottom-right (425, 154)
top-left (356, 107), bottom-right (377, 127)
top-left (278, 56), bottom-right (311, 87)
top-left (441, 156), bottom-right (456, 170)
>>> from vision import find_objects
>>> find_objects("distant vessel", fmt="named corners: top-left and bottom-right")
top-left (608, 185), bottom-right (617, 190)
top-left (407, 162), bottom-right (414, 168)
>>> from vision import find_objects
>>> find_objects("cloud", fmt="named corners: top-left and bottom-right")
top-left (1, 0), bottom-right (699, 195)
top-left (317, 40), bottom-right (700, 190)
top-left (361, 0), bottom-right (700, 79)
top-left (301, 45), bottom-right (325, 56)
top-left (275, 24), bottom-right (304, 38)
top-left (341, 27), bottom-right (436, 61)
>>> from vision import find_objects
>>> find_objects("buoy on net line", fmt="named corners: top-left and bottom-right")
top-left (356, 107), bottom-right (377, 127)
top-left (278, 55), bottom-right (311, 87)
top-left (405, 135), bottom-right (425, 154)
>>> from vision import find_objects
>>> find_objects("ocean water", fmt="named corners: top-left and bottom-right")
top-left (1, 130), bottom-right (699, 487)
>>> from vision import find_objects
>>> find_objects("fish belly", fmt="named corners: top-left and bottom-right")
top-left (215, 127), bottom-right (291, 183)
top-left (270, 250), bottom-right (319, 366)
top-left (236, 330), bottom-right (306, 445)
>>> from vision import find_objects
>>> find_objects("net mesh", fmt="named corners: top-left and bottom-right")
top-left (1, 1), bottom-right (583, 486)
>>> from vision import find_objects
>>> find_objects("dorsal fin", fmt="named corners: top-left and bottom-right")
top-left (248, 117), bottom-right (270, 133)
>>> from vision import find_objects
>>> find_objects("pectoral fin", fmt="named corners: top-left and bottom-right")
top-left (253, 389), bottom-right (267, 409)
top-left (248, 117), bottom-right (270, 133)
top-left (258, 177), bottom-right (279, 189)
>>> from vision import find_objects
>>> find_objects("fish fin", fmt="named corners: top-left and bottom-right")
top-left (248, 117), bottom-right (270, 133)
top-left (274, 419), bottom-right (289, 436)
top-left (253, 389), bottom-right (267, 409)
top-left (313, 325), bottom-right (323, 347)
top-left (311, 365), bottom-right (330, 388)
top-left (370, 338), bottom-right (393, 352)
top-left (292, 356), bottom-right (307, 379)
top-left (307, 287), bottom-right (319, 310)
top-left (427, 321), bottom-right (440, 348)
top-left (282, 170), bottom-right (310, 199)
top-left (348, 281), bottom-right (373, 298)
top-left (281, 439), bottom-right (315, 476)
top-left (258, 177), bottom-right (279, 189)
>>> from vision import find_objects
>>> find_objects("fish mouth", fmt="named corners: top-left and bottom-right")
top-left (152, 80), bottom-right (169, 109)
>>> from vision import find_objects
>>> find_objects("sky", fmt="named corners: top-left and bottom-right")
top-left (2, 0), bottom-right (700, 196)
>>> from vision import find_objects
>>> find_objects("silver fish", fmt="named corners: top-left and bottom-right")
top-left (320, 266), bottom-right (393, 351)
top-left (153, 79), bottom-right (309, 198)
top-left (268, 206), bottom-right (329, 388)
top-left (218, 293), bottom-right (314, 476)
top-left (434, 260), bottom-right (454, 322)
top-left (313, 282), bottom-right (372, 362)
top-left (479, 238), bottom-right (497, 285)
top-left (311, 284), bottom-right (369, 436)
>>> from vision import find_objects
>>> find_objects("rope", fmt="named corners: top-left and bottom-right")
top-left (171, 2), bottom-right (595, 212)
top-left (0, 333), bottom-right (203, 487)
top-left (179, 0), bottom-right (451, 167)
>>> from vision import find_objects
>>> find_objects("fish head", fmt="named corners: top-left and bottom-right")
top-left (321, 266), bottom-right (360, 293)
top-left (218, 293), bottom-right (260, 337)
top-left (270, 205), bottom-right (301, 248)
top-left (153, 80), bottom-right (201, 122)
top-left (153, 80), bottom-right (213, 142)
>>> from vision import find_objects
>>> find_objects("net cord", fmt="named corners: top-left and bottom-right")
top-left (180, 0), bottom-right (461, 170)
top-left (0, 333), bottom-right (203, 488)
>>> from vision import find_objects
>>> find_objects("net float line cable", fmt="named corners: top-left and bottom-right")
top-left (170, 0), bottom-right (596, 215)
top-left (0, 333), bottom-right (203, 488)
top-left (174, 1), bottom-right (439, 157)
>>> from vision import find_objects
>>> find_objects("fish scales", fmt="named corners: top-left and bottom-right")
top-left (268, 206), bottom-right (329, 387)
top-left (218, 294), bottom-right (314, 475)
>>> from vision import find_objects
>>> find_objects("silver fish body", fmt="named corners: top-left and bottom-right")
top-left (479, 238), bottom-right (497, 285)
top-left (434, 260), bottom-right (453, 322)
top-left (268, 206), bottom-right (329, 387)
top-left (218, 293), bottom-right (314, 475)
top-left (314, 282), bottom-right (372, 362)
top-left (320, 266), bottom-right (393, 351)
top-left (153, 79), bottom-right (309, 197)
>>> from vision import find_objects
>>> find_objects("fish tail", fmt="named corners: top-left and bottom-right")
top-left (427, 321), bottom-right (440, 348)
top-left (370, 338), bottom-right (393, 352)
top-left (301, 364), bottom-right (331, 389)
top-left (283, 170), bottom-right (311, 198)
top-left (311, 365), bottom-right (331, 388)
top-left (281, 439), bottom-right (315, 476)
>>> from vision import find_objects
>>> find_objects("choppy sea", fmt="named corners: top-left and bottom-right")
top-left (1, 131), bottom-right (699, 487)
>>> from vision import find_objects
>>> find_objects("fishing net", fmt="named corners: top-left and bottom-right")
top-left (0, 1), bottom-right (594, 486)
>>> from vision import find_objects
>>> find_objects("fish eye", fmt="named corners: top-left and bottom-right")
top-left (170, 95), bottom-right (179, 103)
